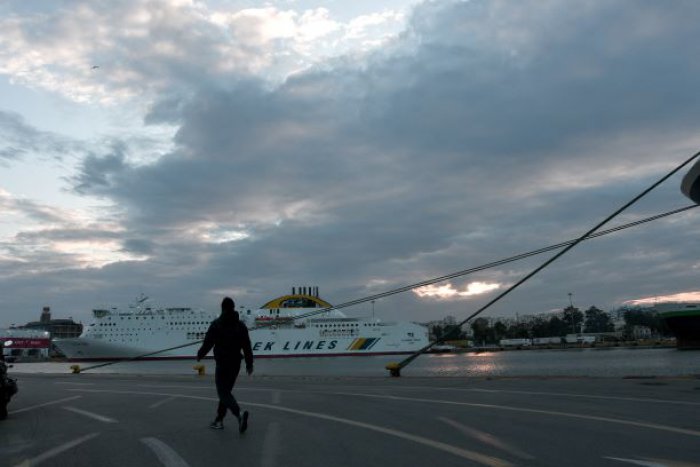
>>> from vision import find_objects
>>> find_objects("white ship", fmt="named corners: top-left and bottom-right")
top-left (53, 288), bottom-right (429, 361)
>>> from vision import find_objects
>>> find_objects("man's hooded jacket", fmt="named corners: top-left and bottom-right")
top-left (198, 309), bottom-right (253, 368)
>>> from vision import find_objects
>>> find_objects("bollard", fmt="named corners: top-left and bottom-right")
top-left (70, 365), bottom-right (81, 374)
top-left (385, 362), bottom-right (401, 377)
top-left (193, 364), bottom-right (205, 376)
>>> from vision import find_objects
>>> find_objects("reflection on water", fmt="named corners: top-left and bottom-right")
top-left (9, 348), bottom-right (700, 378)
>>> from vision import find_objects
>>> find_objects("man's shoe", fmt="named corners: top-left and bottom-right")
top-left (209, 420), bottom-right (224, 429)
top-left (238, 411), bottom-right (249, 433)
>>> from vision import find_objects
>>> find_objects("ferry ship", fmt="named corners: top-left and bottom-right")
top-left (52, 288), bottom-right (429, 361)
top-left (655, 302), bottom-right (700, 350)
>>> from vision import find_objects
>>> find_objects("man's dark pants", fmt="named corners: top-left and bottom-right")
top-left (215, 362), bottom-right (241, 420)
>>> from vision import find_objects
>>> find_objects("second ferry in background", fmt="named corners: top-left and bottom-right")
top-left (53, 287), bottom-right (429, 361)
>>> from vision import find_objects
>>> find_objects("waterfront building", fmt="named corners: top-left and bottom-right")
top-left (1, 328), bottom-right (51, 360)
top-left (16, 306), bottom-right (83, 339)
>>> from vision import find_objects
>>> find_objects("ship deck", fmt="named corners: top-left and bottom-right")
top-left (3, 373), bottom-right (700, 466)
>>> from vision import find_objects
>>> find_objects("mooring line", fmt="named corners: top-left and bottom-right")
top-left (74, 202), bottom-right (698, 373)
top-left (387, 150), bottom-right (700, 375)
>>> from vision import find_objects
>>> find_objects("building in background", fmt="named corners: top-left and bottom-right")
top-left (11, 306), bottom-right (83, 358)
top-left (16, 306), bottom-right (83, 339)
top-left (1, 328), bottom-right (51, 360)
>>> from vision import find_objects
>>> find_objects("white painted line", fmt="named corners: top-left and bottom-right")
top-left (53, 382), bottom-right (95, 386)
top-left (67, 389), bottom-right (510, 467)
top-left (141, 437), bottom-right (191, 467)
top-left (326, 385), bottom-right (700, 407)
top-left (332, 392), bottom-right (700, 438)
top-left (460, 388), bottom-right (700, 407)
top-left (439, 416), bottom-right (533, 460)
top-left (138, 385), bottom-right (211, 390)
top-left (138, 384), bottom-right (274, 392)
top-left (12, 432), bottom-right (100, 467)
top-left (10, 396), bottom-right (83, 415)
top-left (603, 457), bottom-right (668, 466)
top-left (149, 396), bottom-right (178, 409)
top-left (63, 406), bottom-right (118, 424)
top-left (260, 422), bottom-right (281, 467)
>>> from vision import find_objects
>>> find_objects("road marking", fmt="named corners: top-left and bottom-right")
top-left (141, 437), bottom-right (191, 467)
top-left (439, 417), bottom-right (533, 460)
top-left (138, 384), bottom-right (274, 392)
top-left (139, 385), bottom-right (210, 390)
top-left (12, 432), bottom-right (100, 467)
top-left (316, 385), bottom-right (700, 407)
top-left (604, 457), bottom-right (668, 466)
top-left (63, 406), bottom-right (118, 423)
top-left (68, 389), bottom-right (511, 466)
top-left (331, 392), bottom-right (700, 438)
top-left (261, 422), bottom-right (281, 467)
top-left (149, 396), bottom-right (178, 409)
top-left (10, 396), bottom-right (83, 414)
top-left (458, 388), bottom-right (700, 407)
top-left (53, 382), bottom-right (95, 386)
top-left (604, 457), bottom-right (700, 467)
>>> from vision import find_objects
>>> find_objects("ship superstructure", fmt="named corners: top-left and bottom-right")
top-left (53, 289), bottom-right (429, 360)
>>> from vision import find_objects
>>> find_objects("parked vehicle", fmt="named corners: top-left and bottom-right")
top-left (1, 340), bottom-right (18, 420)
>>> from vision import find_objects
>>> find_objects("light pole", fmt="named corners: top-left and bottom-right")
top-left (568, 292), bottom-right (576, 334)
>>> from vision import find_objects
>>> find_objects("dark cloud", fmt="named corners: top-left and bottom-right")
top-left (0, 110), bottom-right (78, 163)
top-left (4, 0), bottom-right (700, 326)
top-left (71, 142), bottom-right (129, 195)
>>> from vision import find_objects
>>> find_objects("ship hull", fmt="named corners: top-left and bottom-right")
top-left (54, 324), bottom-right (428, 361)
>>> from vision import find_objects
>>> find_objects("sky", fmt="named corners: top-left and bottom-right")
top-left (1, 0), bottom-right (700, 328)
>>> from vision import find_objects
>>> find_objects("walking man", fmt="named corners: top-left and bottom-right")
top-left (197, 297), bottom-right (254, 432)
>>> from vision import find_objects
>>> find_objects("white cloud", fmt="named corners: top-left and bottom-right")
top-left (0, 1), bottom-right (408, 103)
top-left (625, 291), bottom-right (700, 306)
top-left (414, 282), bottom-right (502, 300)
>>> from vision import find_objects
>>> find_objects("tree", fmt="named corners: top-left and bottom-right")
top-left (494, 321), bottom-right (508, 340)
top-left (622, 309), bottom-right (671, 337)
top-left (471, 318), bottom-right (491, 345)
top-left (563, 306), bottom-right (584, 334)
top-left (584, 306), bottom-right (614, 333)
top-left (548, 316), bottom-right (569, 337)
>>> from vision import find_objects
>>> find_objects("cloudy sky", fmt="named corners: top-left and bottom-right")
top-left (1, 0), bottom-right (700, 328)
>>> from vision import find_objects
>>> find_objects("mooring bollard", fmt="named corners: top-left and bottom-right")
top-left (385, 362), bottom-right (401, 377)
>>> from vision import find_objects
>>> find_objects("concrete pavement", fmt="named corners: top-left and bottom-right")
top-left (2, 373), bottom-right (700, 466)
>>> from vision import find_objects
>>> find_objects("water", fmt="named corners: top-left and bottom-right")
top-left (9, 348), bottom-right (700, 377)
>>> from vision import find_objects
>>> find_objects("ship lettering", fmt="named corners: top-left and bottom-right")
top-left (283, 341), bottom-right (291, 350)
top-left (302, 341), bottom-right (314, 350)
top-left (294, 341), bottom-right (301, 350)
top-left (264, 342), bottom-right (274, 351)
top-left (253, 342), bottom-right (262, 351)
top-left (316, 341), bottom-right (326, 350)
top-left (328, 340), bottom-right (337, 349)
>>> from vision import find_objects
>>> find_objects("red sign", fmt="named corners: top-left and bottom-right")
top-left (4, 338), bottom-right (50, 349)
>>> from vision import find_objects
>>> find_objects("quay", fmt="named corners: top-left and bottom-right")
top-left (2, 373), bottom-right (700, 466)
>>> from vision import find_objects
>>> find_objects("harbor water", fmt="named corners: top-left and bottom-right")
top-left (9, 347), bottom-right (700, 377)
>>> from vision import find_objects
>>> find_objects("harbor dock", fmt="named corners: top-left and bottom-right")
top-left (2, 373), bottom-right (699, 466)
